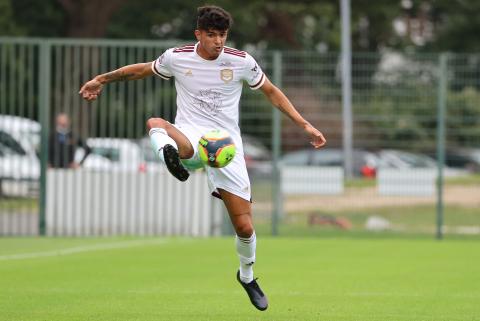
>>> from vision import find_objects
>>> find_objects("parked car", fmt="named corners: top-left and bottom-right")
top-left (0, 129), bottom-right (40, 178)
top-left (0, 115), bottom-right (41, 152)
top-left (0, 129), bottom-right (40, 197)
top-left (280, 148), bottom-right (378, 178)
top-left (242, 135), bottom-right (272, 177)
top-left (242, 135), bottom-right (271, 162)
top-left (444, 148), bottom-right (480, 173)
top-left (376, 149), bottom-right (468, 177)
top-left (376, 149), bottom-right (436, 169)
top-left (80, 138), bottom-right (161, 173)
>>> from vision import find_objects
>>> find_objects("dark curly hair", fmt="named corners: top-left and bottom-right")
top-left (197, 5), bottom-right (233, 31)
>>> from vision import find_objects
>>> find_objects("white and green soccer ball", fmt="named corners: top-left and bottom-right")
top-left (197, 129), bottom-right (236, 168)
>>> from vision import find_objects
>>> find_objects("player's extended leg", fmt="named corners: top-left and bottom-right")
top-left (218, 188), bottom-right (268, 311)
top-left (146, 117), bottom-right (194, 181)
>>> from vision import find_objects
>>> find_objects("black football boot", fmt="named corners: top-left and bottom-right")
top-left (163, 144), bottom-right (189, 182)
top-left (237, 270), bottom-right (268, 311)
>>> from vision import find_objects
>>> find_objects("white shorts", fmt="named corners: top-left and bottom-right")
top-left (174, 124), bottom-right (251, 202)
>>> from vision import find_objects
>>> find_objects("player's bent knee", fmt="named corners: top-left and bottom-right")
top-left (235, 223), bottom-right (254, 238)
top-left (146, 117), bottom-right (168, 131)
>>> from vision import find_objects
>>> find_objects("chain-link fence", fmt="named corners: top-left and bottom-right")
top-left (252, 51), bottom-right (480, 238)
top-left (1, 38), bottom-right (479, 238)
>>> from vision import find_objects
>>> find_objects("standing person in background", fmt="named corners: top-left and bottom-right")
top-left (79, 5), bottom-right (326, 311)
top-left (48, 113), bottom-right (90, 169)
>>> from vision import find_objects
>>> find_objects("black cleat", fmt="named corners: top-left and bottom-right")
top-left (237, 271), bottom-right (268, 311)
top-left (163, 144), bottom-right (189, 182)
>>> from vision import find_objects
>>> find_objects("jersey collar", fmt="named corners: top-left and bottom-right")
top-left (194, 42), bottom-right (224, 62)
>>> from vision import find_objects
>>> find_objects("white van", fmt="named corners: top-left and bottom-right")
top-left (0, 115), bottom-right (41, 151)
top-left (0, 115), bottom-right (41, 197)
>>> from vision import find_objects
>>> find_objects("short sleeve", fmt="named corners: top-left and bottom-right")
top-left (151, 49), bottom-right (173, 80)
top-left (243, 53), bottom-right (265, 90)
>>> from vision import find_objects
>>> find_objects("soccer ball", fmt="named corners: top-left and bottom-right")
top-left (198, 129), bottom-right (236, 168)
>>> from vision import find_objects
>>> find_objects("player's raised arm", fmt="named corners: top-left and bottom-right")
top-left (259, 76), bottom-right (327, 149)
top-left (79, 62), bottom-right (154, 101)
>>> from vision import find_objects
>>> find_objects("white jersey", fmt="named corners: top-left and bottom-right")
top-left (151, 42), bottom-right (265, 154)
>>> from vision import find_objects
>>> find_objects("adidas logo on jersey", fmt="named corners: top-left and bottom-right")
top-left (185, 69), bottom-right (193, 76)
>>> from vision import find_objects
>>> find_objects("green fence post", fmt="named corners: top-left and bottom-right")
top-left (271, 51), bottom-right (283, 236)
top-left (38, 40), bottom-right (51, 236)
top-left (436, 53), bottom-right (448, 240)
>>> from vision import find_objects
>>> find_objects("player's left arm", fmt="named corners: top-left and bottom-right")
top-left (259, 77), bottom-right (326, 149)
top-left (79, 62), bottom-right (154, 101)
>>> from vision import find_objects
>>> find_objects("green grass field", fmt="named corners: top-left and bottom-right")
top-left (1, 237), bottom-right (479, 321)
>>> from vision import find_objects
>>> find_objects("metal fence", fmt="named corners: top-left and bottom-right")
top-left (0, 37), bottom-right (479, 238)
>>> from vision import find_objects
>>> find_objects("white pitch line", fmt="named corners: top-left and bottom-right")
top-left (0, 239), bottom-right (168, 261)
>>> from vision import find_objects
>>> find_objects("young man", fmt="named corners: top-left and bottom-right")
top-left (79, 5), bottom-right (326, 311)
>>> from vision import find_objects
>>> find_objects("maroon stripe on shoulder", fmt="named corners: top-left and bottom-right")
top-left (224, 51), bottom-right (246, 58)
top-left (224, 48), bottom-right (246, 54)
top-left (224, 46), bottom-right (245, 53)
top-left (173, 44), bottom-right (195, 51)
top-left (173, 49), bottom-right (194, 53)
top-left (224, 49), bottom-right (246, 55)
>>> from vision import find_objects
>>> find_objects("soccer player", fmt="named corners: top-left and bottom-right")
top-left (79, 5), bottom-right (326, 311)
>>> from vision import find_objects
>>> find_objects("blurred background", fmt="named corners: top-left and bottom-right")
top-left (0, 0), bottom-right (479, 238)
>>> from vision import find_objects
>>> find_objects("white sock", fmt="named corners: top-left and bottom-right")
top-left (236, 232), bottom-right (256, 283)
top-left (149, 127), bottom-right (177, 162)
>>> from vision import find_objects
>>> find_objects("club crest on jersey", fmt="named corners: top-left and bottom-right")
top-left (220, 69), bottom-right (233, 83)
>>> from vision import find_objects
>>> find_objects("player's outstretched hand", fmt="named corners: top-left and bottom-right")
top-left (79, 78), bottom-right (103, 101)
top-left (304, 124), bottom-right (326, 149)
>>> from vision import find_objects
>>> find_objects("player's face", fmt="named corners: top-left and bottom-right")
top-left (195, 29), bottom-right (228, 60)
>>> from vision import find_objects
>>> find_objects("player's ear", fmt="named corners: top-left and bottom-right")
top-left (194, 29), bottom-right (201, 41)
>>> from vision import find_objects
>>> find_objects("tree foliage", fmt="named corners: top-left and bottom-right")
top-left (6, 0), bottom-right (64, 37)
top-left (0, 0), bottom-right (23, 35)
top-left (0, 0), bottom-right (478, 53)
top-left (425, 0), bottom-right (480, 52)
top-left (57, 0), bottom-right (128, 37)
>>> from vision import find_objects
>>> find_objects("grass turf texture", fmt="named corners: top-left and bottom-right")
top-left (1, 237), bottom-right (479, 321)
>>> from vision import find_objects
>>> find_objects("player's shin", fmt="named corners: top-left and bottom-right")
top-left (149, 128), bottom-right (177, 162)
top-left (236, 232), bottom-right (256, 283)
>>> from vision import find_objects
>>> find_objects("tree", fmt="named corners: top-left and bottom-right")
top-left (9, 0), bottom-right (64, 37)
top-left (57, 0), bottom-right (128, 38)
top-left (0, 0), bottom-right (23, 35)
top-left (426, 0), bottom-right (480, 52)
